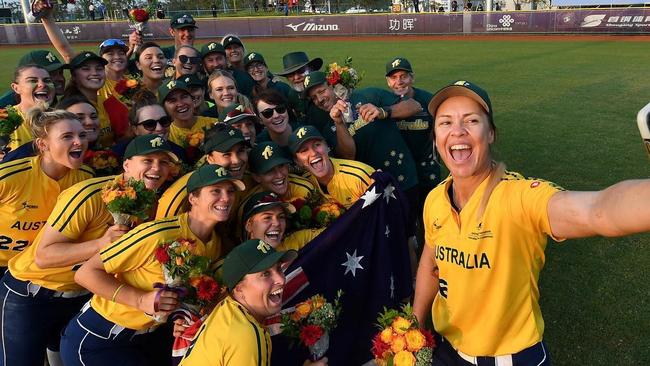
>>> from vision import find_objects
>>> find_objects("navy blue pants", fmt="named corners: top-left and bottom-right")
top-left (433, 337), bottom-right (551, 366)
top-left (0, 271), bottom-right (89, 366)
top-left (60, 304), bottom-right (173, 366)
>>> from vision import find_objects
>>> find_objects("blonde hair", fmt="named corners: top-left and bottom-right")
top-left (207, 69), bottom-right (237, 91)
top-left (27, 106), bottom-right (79, 154)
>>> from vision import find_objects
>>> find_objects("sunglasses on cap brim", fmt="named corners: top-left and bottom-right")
top-left (100, 39), bottom-right (127, 51)
top-left (135, 116), bottom-right (173, 131)
top-left (179, 55), bottom-right (202, 65)
top-left (259, 105), bottom-right (287, 119)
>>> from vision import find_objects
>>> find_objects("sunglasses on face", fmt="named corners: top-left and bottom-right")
top-left (260, 105), bottom-right (287, 119)
top-left (136, 116), bottom-right (173, 131)
top-left (178, 55), bottom-right (202, 65)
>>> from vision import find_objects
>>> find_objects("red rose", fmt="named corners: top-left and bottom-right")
top-left (421, 328), bottom-right (436, 348)
top-left (131, 8), bottom-right (149, 23)
top-left (114, 79), bottom-right (128, 95)
top-left (154, 246), bottom-right (171, 263)
top-left (196, 277), bottom-right (219, 301)
top-left (299, 325), bottom-right (324, 346)
top-left (291, 198), bottom-right (306, 211)
top-left (326, 71), bottom-right (340, 86)
top-left (371, 333), bottom-right (390, 359)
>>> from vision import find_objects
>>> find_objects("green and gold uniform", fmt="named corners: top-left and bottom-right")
top-left (169, 116), bottom-right (217, 148)
top-left (9, 175), bottom-right (116, 291)
top-left (0, 156), bottom-right (93, 266)
top-left (179, 296), bottom-right (271, 366)
top-left (423, 171), bottom-right (562, 356)
top-left (307, 158), bottom-right (374, 209)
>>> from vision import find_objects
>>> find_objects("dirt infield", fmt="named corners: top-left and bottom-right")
top-left (2, 33), bottom-right (650, 49)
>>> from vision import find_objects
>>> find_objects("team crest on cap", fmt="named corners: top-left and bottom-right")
top-left (454, 80), bottom-right (469, 87)
top-left (166, 80), bottom-right (176, 89)
top-left (256, 240), bottom-right (271, 254)
top-left (228, 129), bottom-right (236, 136)
top-left (296, 127), bottom-right (307, 139)
top-left (391, 59), bottom-right (401, 68)
top-left (150, 137), bottom-right (164, 147)
top-left (215, 167), bottom-right (227, 177)
top-left (208, 43), bottom-right (216, 50)
top-left (262, 145), bottom-right (273, 160)
top-left (46, 52), bottom-right (56, 63)
top-left (304, 76), bottom-right (310, 87)
top-left (184, 77), bottom-right (190, 83)
top-left (236, 105), bottom-right (245, 112)
top-left (227, 37), bottom-right (233, 42)
top-left (248, 53), bottom-right (256, 60)
top-left (85, 53), bottom-right (91, 57)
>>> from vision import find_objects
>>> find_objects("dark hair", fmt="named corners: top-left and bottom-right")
top-left (252, 88), bottom-right (297, 123)
top-left (135, 42), bottom-right (165, 62)
top-left (55, 94), bottom-right (94, 110)
top-left (128, 89), bottom-right (166, 125)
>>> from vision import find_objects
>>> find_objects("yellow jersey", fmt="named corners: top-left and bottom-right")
top-left (7, 106), bottom-right (30, 152)
top-left (280, 228), bottom-right (324, 252)
top-left (169, 116), bottom-right (217, 148)
top-left (91, 212), bottom-right (221, 330)
top-left (9, 175), bottom-right (116, 291)
top-left (179, 296), bottom-right (271, 366)
top-left (307, 158), bottom-right (375, 209)
top-left (423, 170), bottom-right (561, 356)
top-left (0, 157), bottom-right (93, 266)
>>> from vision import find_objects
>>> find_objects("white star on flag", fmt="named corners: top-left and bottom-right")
top-left (383, 184), bottom-right (396, 204)
top-left (360, 186), bottom-right (381, 209)
top-left (341, 249), bottom-right (364, 277)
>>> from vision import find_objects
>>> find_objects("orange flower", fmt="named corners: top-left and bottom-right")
top-left (125, 79), bottom-right (138, 88)
top-left (0, 110), bottom-right (9, 119)
top-left (392, 316), bottom-right (412, 335)
top-left (380, 328), bottom-right (393, 344)
top-left (390, 334), bottom-right (406, 353)
top-left (311, 295), bottom-right (326, 309)
top-left (404, 329), bottom-right (425, 352)
top-left (293, 301), bottom-right (312, 320)
top-left (393, 350), bottom-right (416, 366)
top-left (175, 257), bottom-right (184, 266)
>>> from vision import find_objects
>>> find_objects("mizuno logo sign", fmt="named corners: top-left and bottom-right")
top-left (285, 22), bottom-right (339, 32)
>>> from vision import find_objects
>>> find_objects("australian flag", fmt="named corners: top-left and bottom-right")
top-left (268, 171), bottom-right (414, 366)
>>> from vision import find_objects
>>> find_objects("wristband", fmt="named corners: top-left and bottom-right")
top-left (111, 284), bottom-right (126, 302)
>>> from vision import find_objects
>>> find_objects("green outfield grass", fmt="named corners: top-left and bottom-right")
top-left (1, 36), bottom-right (649, 365)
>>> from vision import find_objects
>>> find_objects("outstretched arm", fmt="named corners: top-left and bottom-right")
top-left (39, 3), bottom-right (76, 63)
top-left (548, 179), bottom-right (650, 239)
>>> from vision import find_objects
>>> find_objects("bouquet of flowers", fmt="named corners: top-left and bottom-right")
top-left (128, 1), bottom-right (157, 50)
top-left (371, 304), bottom-right (436, 366)
top-left (289, 191), bottom-right (345, 231)
top-left (0, 106), bottom-right (23, 152)
top-left (326, 57), bottom-right (363, 123)
top-left (113, 76), bottom-right (142, 106)
top-left (281, 291), bottom-right (343, 361)
top-left (84, 150), bottom-right (120, 177)
top-left (101, 177), bottom-right (156, 225)
top-left (154, 238), bottom-right (225, 316)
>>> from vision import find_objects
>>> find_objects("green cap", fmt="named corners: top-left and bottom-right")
top-left (222, 35), bottom-right (243, 49)
top-left (223, 239), bottom-right (297, 290)
top-left (123, 134), bottom-right (179, 162)
top-left (385, 57), bottom-right (413, 76)
top-left (276, 51), bottom-right (322, 76)
top-left (428, 80), bottom-right (493, 120)
top-left (288, 125), bottom-right (324, 154)
top-left (170, 13), bottom-right (197, 29)
top-left (69, 51), bottom-right (108, 70)
top-left (243, 52), bottom-right (266, 69)
top-left (302, 71), bottom-right (328, 95)
top-left (201, 42), bottom-right (226, 57)
top-left (158, 79), bottom-right (191, 103)
top-left (202, 124), bottom-right (250, 154)
top-left (242, 191), bottom-right (296, 224)
top-left (249, 141), bottom-right (291, 174)
top-left (18, 50), bottom-right (67, 72)
top-left (219, 103), bottom-right (259, 125)
top-left (186, 164), bottom-right (245, 194)
top-left (179, 73), bottom-right (205, 89)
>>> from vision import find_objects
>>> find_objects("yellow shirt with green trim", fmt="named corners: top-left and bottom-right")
top-left (9, 175), bottom-right (116, 291)
top-left (91, 212), bottom-right (221, 330)
top-left (179, 296), bottom-right (271, 366)
top-left (169, 116), bottom-right (217, 148)
top-left (307, 158), bottom-right (375, 209)
top-left (98, 78), bottom-right (117, 100)
top-left (0, 157), bottom-right (93, 266)
top-left (94, 88), bottom-right (115, 149)
top-left (7, 106), bottom-right (30, 152)
top-left (423, 170), bottom-right (562, 356)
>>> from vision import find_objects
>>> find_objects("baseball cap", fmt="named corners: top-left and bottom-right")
top-left (243, 52), bottom-right (266, 69)
top-left (158, 79), bottom-right (191, 103)
top-left (219, 103), bottom-right (259, 125)
top-left (222, 35), bottom-right (243, 49)
top-left (288, 125), bottom-right (325, 154)
top-left (302, 71), bottom-right (328, 96)
top-left (18, 50), bottom-right (67, 72)
top-left (249, 141), bottom-right (291, 175)
top-left (200, 42), bottom-right (226, 58)
top-left (276, 51), bottom-right (322, 76)
top-left (123, 134), bottom-right (179, 162)
top-left (428, 80), bottom-right (493, 119)
top-left (186, 164), bottom-right (245, 194)
top-left (201, 124), bottom-right (250, 154)
top-left (180, 73), bottom-right (205, 89)
top-left (170, 13), bottom-right (197, 29)
top-left (99, 39), bottom-right (129, 55)
top-left (242, 191), bottom-right (296, 224)
top-left (69, 51), bottom-right (108, 70)
top-left (385, 57), bottom-right (413, 76)
top-left (222, 239), bottom-right (297, 290)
